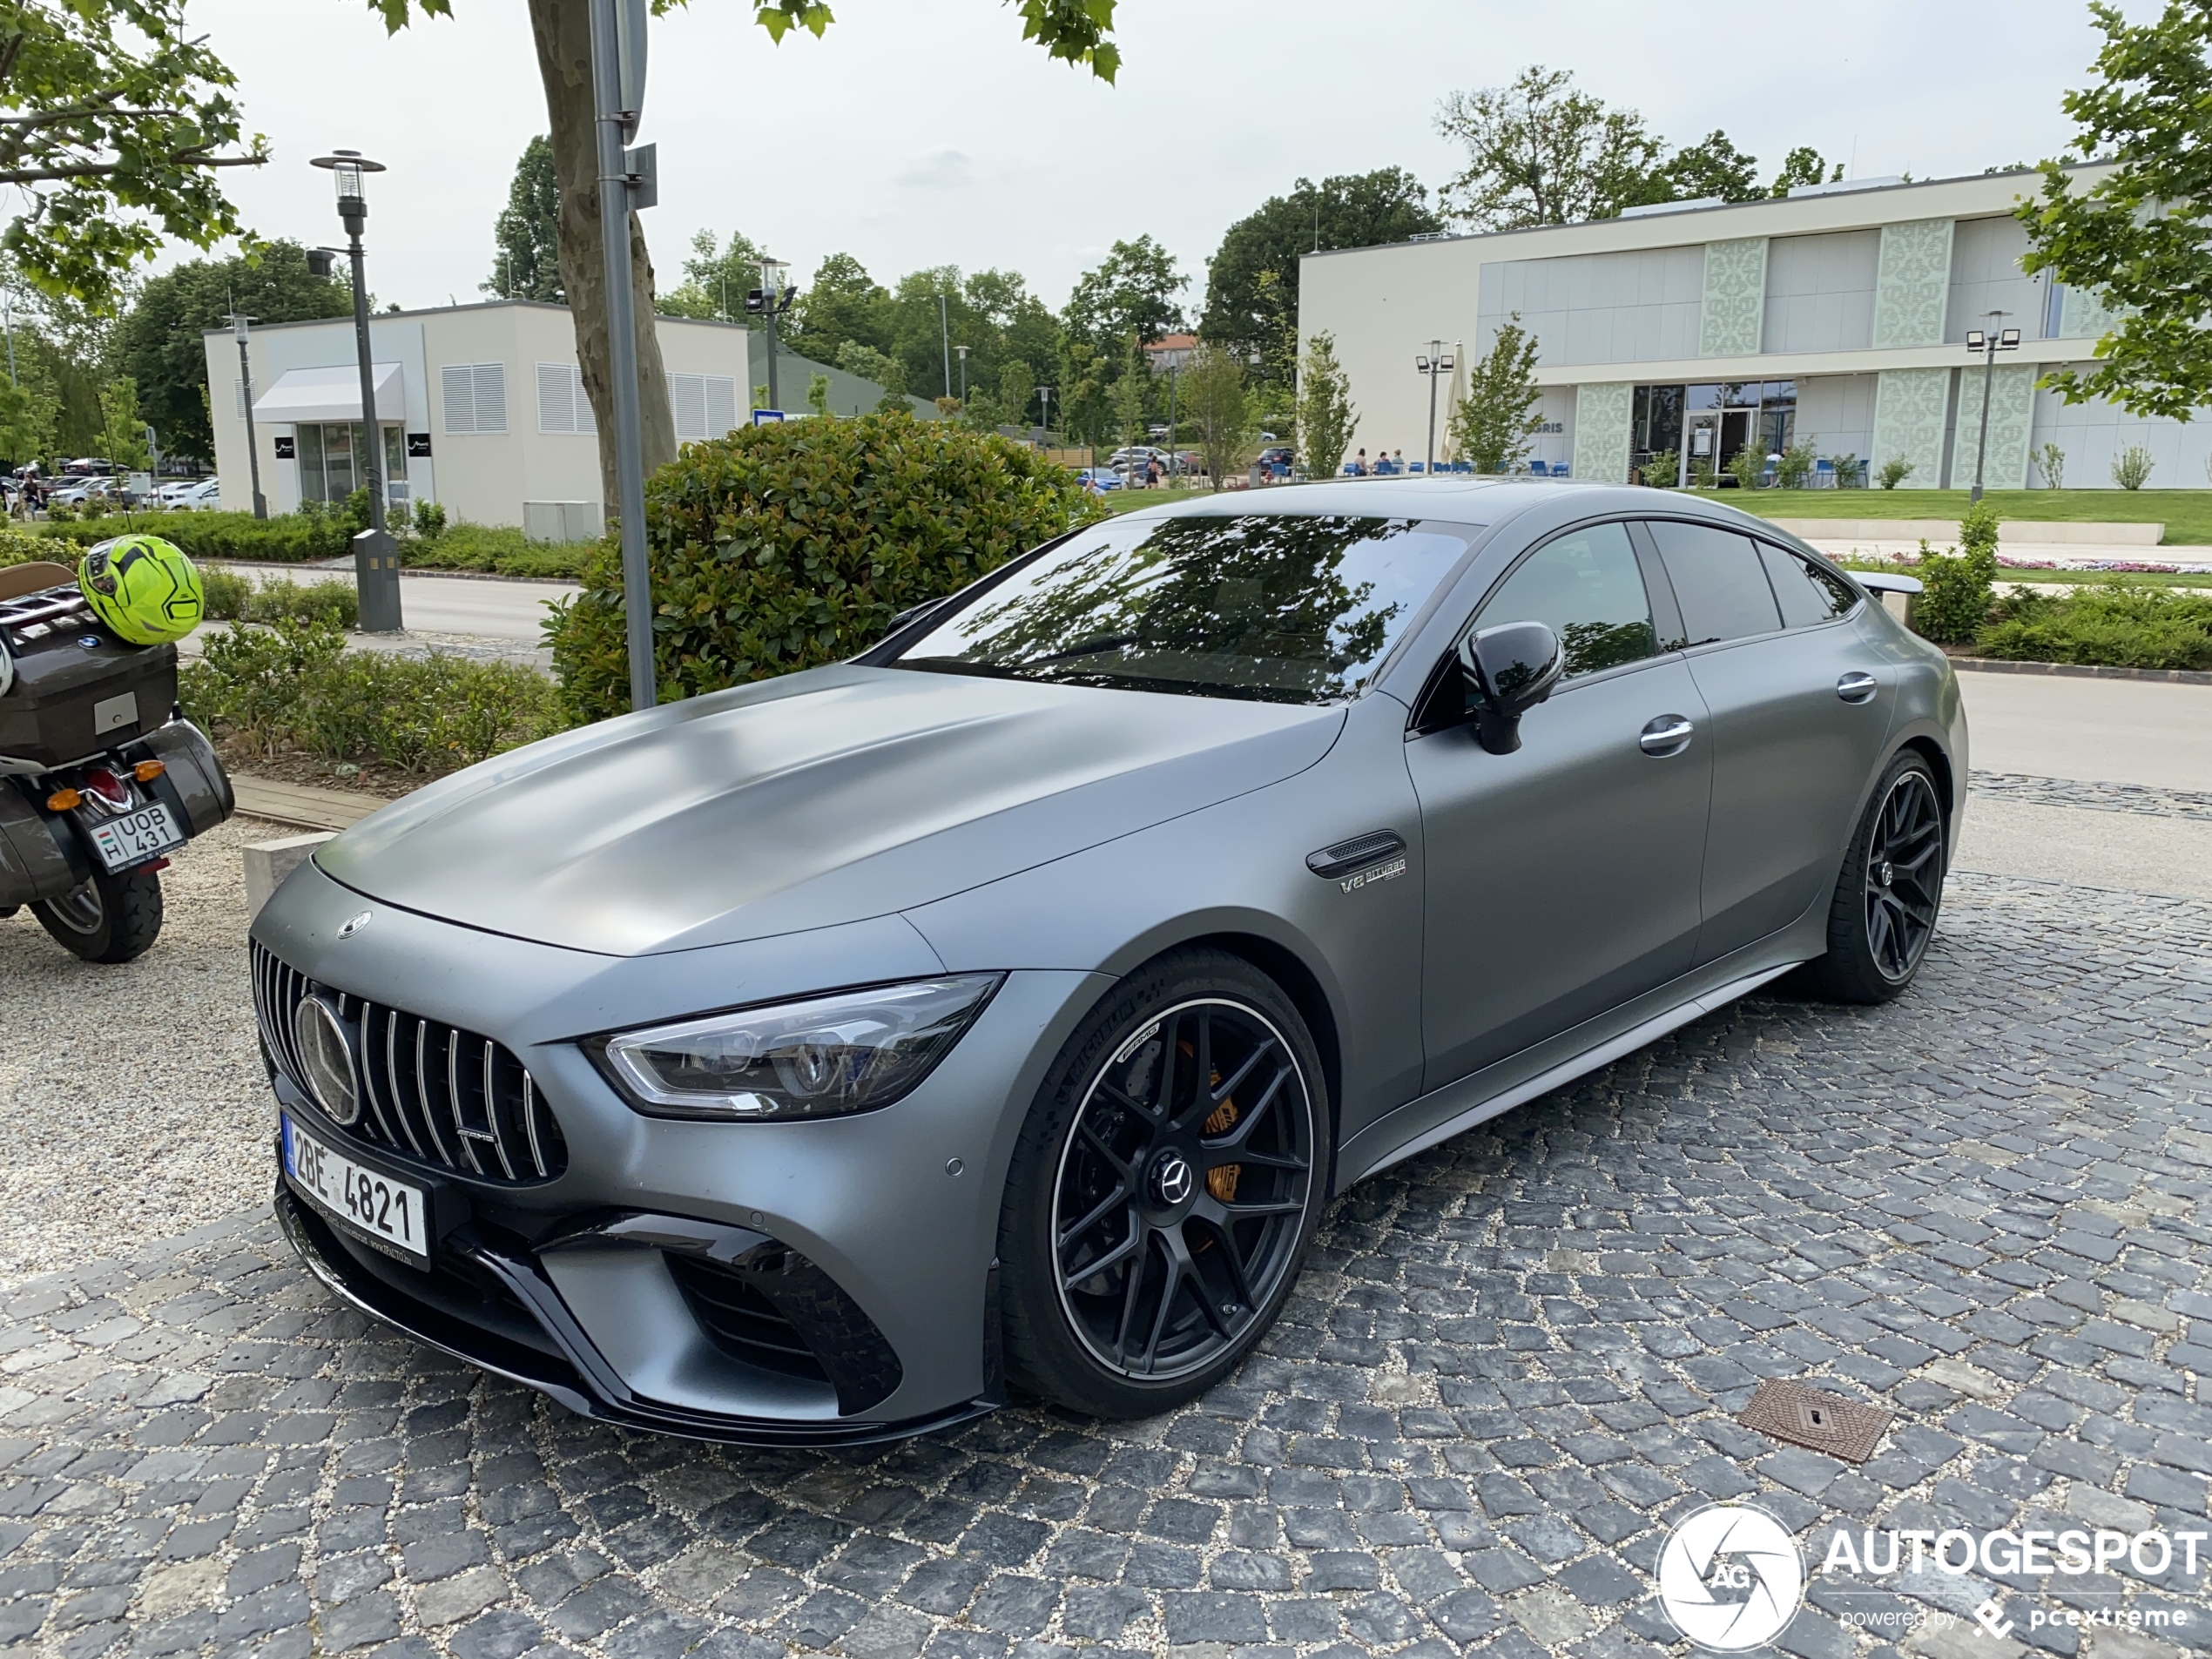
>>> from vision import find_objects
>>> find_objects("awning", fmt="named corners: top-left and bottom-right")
top-left (253, 362), bottom-right (405, 423)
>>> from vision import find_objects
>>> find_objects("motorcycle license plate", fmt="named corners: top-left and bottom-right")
top-left (86, 803), bottom-right (183, 873)
top-left (282, 1115), bottom-right (430, 1264)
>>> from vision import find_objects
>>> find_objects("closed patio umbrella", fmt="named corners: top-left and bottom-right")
top-left (1437, 343), bottom-right (1467, 468)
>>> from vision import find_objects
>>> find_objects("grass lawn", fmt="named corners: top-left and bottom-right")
top-left (1099, 485), bottom-right (1214, 515)
top-left (1836, 556), bottom-right (2212, 590)
top-left (1724, 489), bottom-right (2212, 544)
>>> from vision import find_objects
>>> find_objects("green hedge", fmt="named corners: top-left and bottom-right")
top-left (33, 510), bottom-right (348, 562)
top-left (403, 521), bottom-right (590, 579)
top-left (548, 411), bottom-right (1104, 721)
top-left (1976, 583), bottom-right (2212, 672)
top-left (179, 619), bottom-right (570, 772)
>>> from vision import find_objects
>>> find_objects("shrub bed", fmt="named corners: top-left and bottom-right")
top-left (34, 510), bottom-right (349, 562)
top-left (403, 521), bottom-right (590, 579)
top-left (201, 571), bottom-right (360, 628)
top-left (549, 411), bottom-right (1103, 721)
top-left (180, 619), bottom-right (570, 774)
top-left (1976, 584), bottom-right (2212, 672)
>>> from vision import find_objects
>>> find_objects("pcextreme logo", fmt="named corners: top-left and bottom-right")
top-left (1656, 1503), bottom-right (1806, 1651)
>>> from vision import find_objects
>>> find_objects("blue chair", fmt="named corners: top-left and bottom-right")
top-left (1528, 460), bottom-right (1548, 476)
top-left (1551, 462), bottom-right (1570, 478)
top-left (1452, 460), bottom-right (1473, 474)
top-left (1815, 459), bottom-right (1836, 487)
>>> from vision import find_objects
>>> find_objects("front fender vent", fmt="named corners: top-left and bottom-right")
top-left (1306, 830), bottom-right (1406, 880)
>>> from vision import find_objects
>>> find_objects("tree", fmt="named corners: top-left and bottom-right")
top-left (834, 339), bottom-right (900, 393)
top-left (0, 374), bottom-right (51, 466)
top-left (1659, 131), bottom-right (1761, 203)
top-left (1434, 66), bottom-right (1664, 230)
top-left (1109, 336), bottom-right (1149, 449)
top-left (2018, 0), bottom-right (2212, 421)
top-left (98, 374), bottom-right (147, 469)
top-left (0, 0), bottom-right (267, 309)
top-left (1199, 170), bottom-right (1440, 377)
top-left (658, 226), bottom-right (766, 320)
top-left (1770, 145), bottom-right (1840, 196)
top-left (483, 135), bottom-right (563, 300)
top-left (368, 0), bottom-right (1122, 516)
top-left (1063, 236), bottom-right (1187, 354)
top-left (1181, 342), bottom-right (1250, 490)
top-left (805, 371), bottom-right (830, 418)
top-left (1447, 314), bottom-right (1543, 474)
top-left (790, 252), bottom-right (892, 361)
top-left (117, 240), bottom-right (354, 462)
top-left (997, 358), bottom-right (1035, 432)
top-left (1294, 332), bottom-right (1355, 480)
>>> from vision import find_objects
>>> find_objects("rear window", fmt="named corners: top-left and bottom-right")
top-left (893, 513), bottom-right (1477, 704)
top-left (1645, 520), bottom-right (1784, 645)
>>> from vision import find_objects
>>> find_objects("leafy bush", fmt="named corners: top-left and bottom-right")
top-left (245, 576), bottom-right (359, 629)
top-left (1777, 443), bottom-right (1817, 489)
top-left (1977, 583), bottom-right (2212, 671)
top-left (32, 510), bottom-right (350, 562)
top-left (202, 568), bottom-right (253, 618)
top-left (2111, 444), bottom-right (2155, 490)
top-left (1909, 501), bottom-right (2001, 644)
top-left (180, 618), bottom-right (570, 772)
top-left (412, 499), bottom-right (448, 539)
top-left (401, 520), bottom-right (587, 578)
top-left (0, 528), bottom-right (58, 569)
top-left (1877, 455), bottom-right (1915, 490)
top-left (549, 410), bottom-right (1105, 721)
top-left (2033, 442), bottom-right (2066, 489)
top-left (1825, 452), bottom-right (1862, 488)
top-left (1639, 448), bottom-right (1677, 489)
top-left (1726, 447), bottom-right (1765, 491)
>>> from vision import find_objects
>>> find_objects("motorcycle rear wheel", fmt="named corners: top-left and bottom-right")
top-left (33, 867), bottom-right (164, 964)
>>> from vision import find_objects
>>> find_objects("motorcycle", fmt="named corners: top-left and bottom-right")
top-left (0, 560), bottom-right (235, 963)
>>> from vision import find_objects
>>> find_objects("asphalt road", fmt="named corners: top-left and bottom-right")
top-left (1958, 668), bottom-right (2212, 791)
top-left (226, 564), bottom-right (576, 644)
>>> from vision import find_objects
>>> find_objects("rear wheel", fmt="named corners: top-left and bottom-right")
top-left (1804, 752), bottom-right (1945, 1002)
top-left (33, 867), bottom-right (164, 964)
top-left (1000, 949), bottom-right (1325, 1418)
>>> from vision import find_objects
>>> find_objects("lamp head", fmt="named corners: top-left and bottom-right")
top-left (1415, 354), bottom-right (1431, 372)
top-left (1999, 327), bottom-right (2021, 348)
top-left (310, 150), bottom-right (385, 235)
top-left (1965, 329), bottom-right (1986, 352)
top-left (759, 255), bottom-right (790, 294)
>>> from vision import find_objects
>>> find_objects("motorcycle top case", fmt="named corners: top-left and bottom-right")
top-left (0, 583), bottom-right (179, 768)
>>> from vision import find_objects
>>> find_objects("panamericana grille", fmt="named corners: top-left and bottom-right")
top-left (253, 941), bottom-right (567, 1184)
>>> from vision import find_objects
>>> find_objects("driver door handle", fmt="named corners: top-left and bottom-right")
top-left (1640, 714), bottom-right (1695, 757)
top-left (1837, 671), bottom-right (1878, 704)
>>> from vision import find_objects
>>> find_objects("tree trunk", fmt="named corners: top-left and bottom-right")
top-left (526, 0), bottom-right (677, 515)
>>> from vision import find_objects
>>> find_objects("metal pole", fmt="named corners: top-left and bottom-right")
top-left (938, 294), bottom-right (951, 399)
top-left (345, 237), bottom-right (384, 538)
top-left (1166, 367), bottom-right (1177, 484)
top-left (1970, 341), bottom-right (1996, 505)
top-left (590, 0), bottom-right (655, 712)
top-left (765, 288), bottom-right (781, 414)
top-left (1424, 340), bottom-right (1442, 477)
top-left (339, 222), bottom-right (405, 631)
top-left (235, 332), bottom-right (267, 518)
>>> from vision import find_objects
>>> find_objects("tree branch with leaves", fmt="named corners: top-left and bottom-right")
top-left (0, 0), bottom-right (267, 309)
top-left (1447, 314), bottom-right (1543, 475)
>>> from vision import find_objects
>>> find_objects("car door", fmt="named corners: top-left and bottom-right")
top-left (1636, 519), bottom-right (1895, 963)
top-left (1406, 518), bottom-right (1713, 1090)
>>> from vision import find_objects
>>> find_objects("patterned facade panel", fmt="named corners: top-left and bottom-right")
top-left (1869, 367), bottom-right (1952, 489)
top-left (1948, 363), bottom-right (2037, 492)
top-left (1697, 238), bottom-right (1769, 358)
top-left (2059, 282), bottom-right (2126, 341)
top-left (1871, 219), bottom-right (1956, 349)
top-left (1572, 381), bottom-right (1635, 484)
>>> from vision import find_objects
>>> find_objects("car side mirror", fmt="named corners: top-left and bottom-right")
top-left (1455, 621), bottom-right (1564, 755)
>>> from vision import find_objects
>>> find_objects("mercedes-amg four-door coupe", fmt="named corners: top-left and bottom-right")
top-left (252, 478), bottom-right (1959, 1444)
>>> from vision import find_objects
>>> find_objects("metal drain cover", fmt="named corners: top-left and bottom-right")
top-left (1739, 1378), bottom-right (1892, 1463)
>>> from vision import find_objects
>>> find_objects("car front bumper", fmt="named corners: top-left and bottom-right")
top-left (254, 856), bottom-right (1106, 1445)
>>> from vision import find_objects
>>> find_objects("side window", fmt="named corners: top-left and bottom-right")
top-left (1757, 542), bottom-right (1858, 627)
top-left (1644, 520), bottom-right (1784, 646)
top-left (1476, 521), bottom-right (1661, 679)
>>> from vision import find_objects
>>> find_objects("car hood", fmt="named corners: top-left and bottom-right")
top-left (315, 664), bottom-right (1345, 956)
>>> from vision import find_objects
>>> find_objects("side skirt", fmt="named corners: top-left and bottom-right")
top-left (1340, 955), bottom-right (1804, 1187)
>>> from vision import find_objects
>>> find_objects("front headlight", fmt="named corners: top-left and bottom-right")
top-left (597, 974), bottom-right (1003, 1121)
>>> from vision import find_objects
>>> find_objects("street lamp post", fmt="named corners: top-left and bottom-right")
top-left (308, 148), bottom-right (402, 632)
top-left (954, 343), bottom-right (968, 406)
top-left (226, 314), bottom-right (268, 518)
top-left (1037, 386), bottom-right (1054, 448)
top-left (937, 294), bottom-right (951, 401)
top-left (1964, 312), bottom-right (2020, 504)
top-left (758, 257), bottom-right (790, 412)
top-left (1414, 341), bottom-right (1455, 476)
top-left (1165, 364), bottom-right (1179, 484)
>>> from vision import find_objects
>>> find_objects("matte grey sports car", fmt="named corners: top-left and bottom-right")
top-left (253, 479), bottom-right (1961, 1444)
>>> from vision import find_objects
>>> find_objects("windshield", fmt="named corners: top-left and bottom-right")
top-left (891, 513), bottom-right (1477, 704)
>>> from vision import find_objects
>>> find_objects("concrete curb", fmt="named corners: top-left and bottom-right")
top-left (1947, 654), bottom-right (2212, 686)
top-left (199, 556), bottom-right (581, 587)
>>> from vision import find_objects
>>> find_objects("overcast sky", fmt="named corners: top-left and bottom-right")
top-left (185, 0), bottom-right (2143, 317)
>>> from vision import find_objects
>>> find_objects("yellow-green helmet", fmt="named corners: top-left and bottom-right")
top-left (79, 534), bottom-right (204, 645)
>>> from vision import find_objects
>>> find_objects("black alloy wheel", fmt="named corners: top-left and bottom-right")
top-left (1805, 752), bottom-right (1946, 1003)
top-left (1864, 768), bottom-right (1943, 981)
top-left (1001, 951), bottom-right (1325, 1416)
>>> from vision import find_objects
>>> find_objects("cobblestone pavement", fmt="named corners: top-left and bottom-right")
top-left (1968, 774), bottom-right (2212, 824)
top-left (3, 872), bottom-right (2209, 1659)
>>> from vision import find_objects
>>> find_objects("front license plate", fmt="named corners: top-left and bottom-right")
top-left (282, 1115), bottom-right (430, 1263)
top-left (85, 802), bottom-right (183, 872)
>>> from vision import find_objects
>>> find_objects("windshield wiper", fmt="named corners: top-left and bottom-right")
top-left (1027, 633), bottom-right (1140, 665)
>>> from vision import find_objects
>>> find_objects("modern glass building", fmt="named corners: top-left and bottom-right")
top-left (1299, 165), bottom-right (2199, 490)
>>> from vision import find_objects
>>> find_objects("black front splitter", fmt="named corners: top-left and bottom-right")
top-left (274, 1181), bottom-right (995, 1449)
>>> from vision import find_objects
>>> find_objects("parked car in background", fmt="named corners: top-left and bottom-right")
top-left (170, 479), bottom-right (223, 511)
top-left (1072, 466), bottom-right (1122, 492)
top-left (47, 478), bottom-right (120, 509)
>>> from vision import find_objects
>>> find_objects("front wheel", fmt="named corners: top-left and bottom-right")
top-left (999, 949), bottom-right (1326, 1419)
top-left (32, 867), bottom-right (165, 964)
top-left (1804, 752), bottom-right (1946, 1003)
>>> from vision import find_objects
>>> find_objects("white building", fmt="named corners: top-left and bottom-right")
top-left (202, 300), bottom-right (919, 535)
top-left (1299, 165), bottom-right (2201, 491)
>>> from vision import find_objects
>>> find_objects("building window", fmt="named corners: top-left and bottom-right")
top-left (536, 362), bottom-right (597, 435)
top-left (2041, 277), bottom-right (2066, 340)
top-left (670, 372), bottom-right (739, 442)
top-left (441, 363), bottom-right (509, 435)
top-left (294, 422), bottom-right (408, 505)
